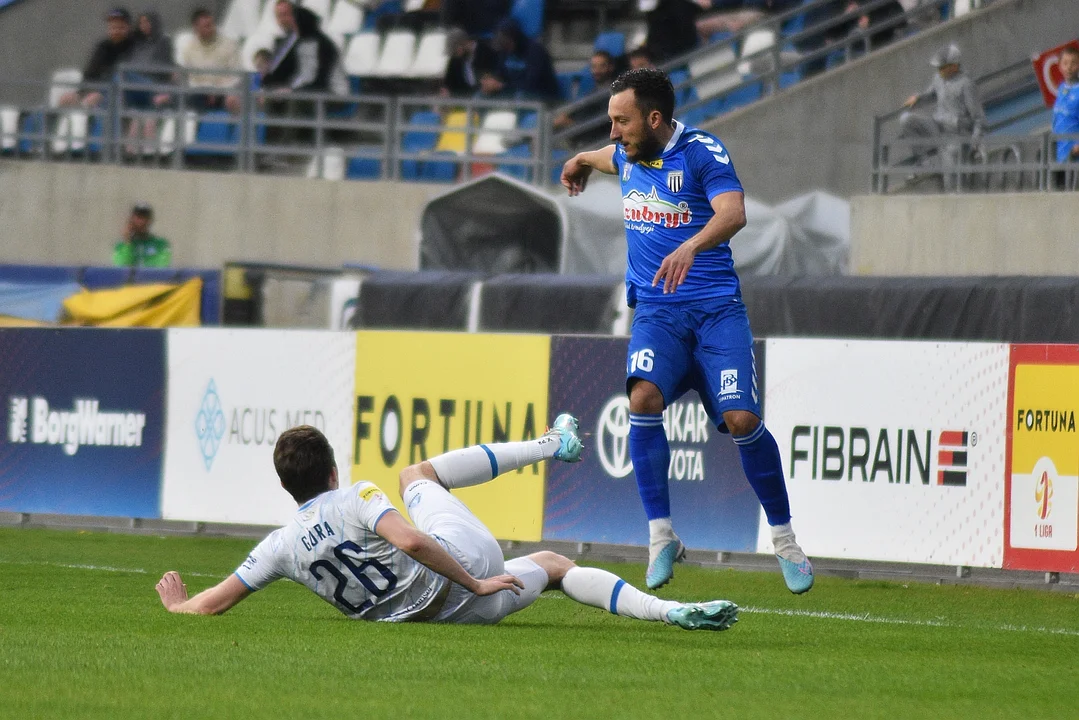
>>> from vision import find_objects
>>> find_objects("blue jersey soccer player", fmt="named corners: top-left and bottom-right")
top-left (560, 68), bottom-right (813, 593)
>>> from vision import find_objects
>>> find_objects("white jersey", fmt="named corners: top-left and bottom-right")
top-left (233, 482), bottom-right (447, 622)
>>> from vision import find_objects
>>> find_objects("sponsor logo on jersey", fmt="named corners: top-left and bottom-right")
top-left (667, 170), bottom-right (683, 193)
top-left (641, 158), bottom-right (663, 169)
top-left (6, 395), bottom-right (146, 456)
top-left (359, 484), bottom-right (382, 501)
top-left (622, 187), bottom-right (693, 231)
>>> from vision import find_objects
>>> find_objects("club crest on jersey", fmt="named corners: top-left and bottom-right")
top-left (622, 163), bottom-right (632, 181)
top-left (623, 187), bottom-right (693, 231)
top-left (667, 170), bottom-right (683, 193)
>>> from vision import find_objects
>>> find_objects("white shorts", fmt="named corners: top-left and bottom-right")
top-left (403, 479), bottom-right (548, 624)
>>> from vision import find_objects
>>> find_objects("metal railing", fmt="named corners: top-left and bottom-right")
top-left (0, 64), bottom-right (553, 186)
top-left (870, 58), bottom-right (1077, 193)
top-left (553, 0), bottom-right (991, 149)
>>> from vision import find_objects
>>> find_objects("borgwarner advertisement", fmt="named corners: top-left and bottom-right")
top-left (0, 328), bottom-right (166, 517)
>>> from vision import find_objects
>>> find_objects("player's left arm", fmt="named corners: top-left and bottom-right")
top-left (653, 190), bottom-right (746, 294)
top-left (155, 571), bottom-right (252, 615)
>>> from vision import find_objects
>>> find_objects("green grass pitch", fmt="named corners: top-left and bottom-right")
top-left (1, 527), bottom-right (1078, 719)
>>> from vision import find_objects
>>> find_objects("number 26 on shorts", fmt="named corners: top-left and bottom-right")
top-left (629, 349), bottom-right (655, 374)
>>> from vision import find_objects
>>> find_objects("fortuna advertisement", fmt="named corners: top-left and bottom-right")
top-left (543, 336), bottom-right (762, 551)
top-left (763, 339), bottom-right (1009, 567)
top-left (0, 328), bottom-right (165, 517)
top-left (1004, 345), bottom-right (1079, 572)
top-left (353, 331), bottom-right (550, 541)
top-left (161, 329), bottom-right (357, 526)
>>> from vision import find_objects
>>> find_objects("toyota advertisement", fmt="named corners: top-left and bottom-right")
top-left (543, 336), bottom-right (762, 551)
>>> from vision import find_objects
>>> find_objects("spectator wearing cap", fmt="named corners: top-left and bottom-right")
top-left (898, 43), bottom-right (987, 184)
top-left (59, 8), bottom-right (138, 109)
top-left (442, 28), bottom-right (499, 97)
top-left (900, 43), bottom-right (986, 143)
top-left (113, 203), bottom-right (171, 268)
top-left (492, 18), bottom-right (560, 103)
top-left (180, 8), bottom-right (243, 113)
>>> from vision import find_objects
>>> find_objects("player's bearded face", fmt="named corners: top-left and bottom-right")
top-left (609, 91), bottom-right (662, 163)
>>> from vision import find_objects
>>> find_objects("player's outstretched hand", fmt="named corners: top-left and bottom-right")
top-left (561, 154), bottom-right (593, 196)
top-left (473, 574), bottom-right (525, 596)
top-left (156, 571), bottom-right (189, 612)
top-left (653, 242), bottom-right (698, 294)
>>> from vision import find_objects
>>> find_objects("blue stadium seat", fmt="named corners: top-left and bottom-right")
top-left (781, 1), bottom-right (811, 37)
top-left (363, 0), bottom-right (401, 29)
top-left (549, 148), bottom-right (569, 185)
top-left (575, 70), bottom-right (597, 98)
top-left (593, 31), bottom-right (625, 58)
top-left (557, 71), bottom-right (580, 102)
top-left (419, 151), bottom-right (457, 183)
top-left (87, 116), bottom-right (104, 153)
top-left (400, 110), bottom-right (442, 180)
top-left (80, 266), bottom-right (132, 289)
top-left (724, 81), bottom-right (762, 111)
top-left (511, 0), bottom-right (545, 39)
top-left (347, 155), bottom-right (383, 179)
top-left (668, 68), bottom-right (694, 109)
top-left (499, 143), bottom-right (533, 182)
top-left (186, 111), bottom-right (239, 157)
top-left (132, 268), bottom-right (180, 284)
top-left (19, 111), bottom-right (44, 154)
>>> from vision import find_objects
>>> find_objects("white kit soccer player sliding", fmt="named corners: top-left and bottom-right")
top-left (155, 417), bottom-right (739, 632)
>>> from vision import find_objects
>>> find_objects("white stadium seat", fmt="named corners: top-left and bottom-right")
top-left (47, 69), bottom-right (86, 154)
top-left (344, 32), bottom-right (381, 76)
top-left (302, 0), bottom-right (332, 21)
top-left (473, 110), bottom-right (517, 155)
top-left (403, 0), bottom-right (425, 10)
top-left (221, 0), bottom-right (263, 39)
top-left (0, 106), bottom-right (19, 150)
top-left (48, 68), bottom-right (82, 108)
top-left (689, 45), bottom-right (740, 99)
top-left (327, 0), bottom-right (364, 36)
top-left (409, 30), bottom-right (448, 79)
top-left (374, 30), bottom-right (416, 77)
top-left (159, 111), bottom-right (199, 155)
top-left (736, 29), bottom-right (776, 76)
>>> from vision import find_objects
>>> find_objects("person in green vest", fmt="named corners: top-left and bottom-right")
top-left (112, 202), bottom-right (172, 267)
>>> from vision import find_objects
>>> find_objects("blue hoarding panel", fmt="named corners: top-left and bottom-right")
top-left (544, 336), bottom-right (761, 551)
top-left (0, 328), bottom-right (165, 517)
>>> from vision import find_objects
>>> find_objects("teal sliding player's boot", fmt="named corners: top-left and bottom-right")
top-left (667, 600), bottom-right (739, 631)
top-left (773, 525), bottom-right (814, 594)
top-left (545, 413), bottom-right (583, 462)
top-left (646, 538), bottom-right (685, 590)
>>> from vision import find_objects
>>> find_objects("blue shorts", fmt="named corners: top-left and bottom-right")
top-left (626, 295), bottom-right (759, 432)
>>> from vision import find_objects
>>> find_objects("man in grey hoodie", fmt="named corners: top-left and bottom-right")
top-left (898, 43), bottom-right (987, 182)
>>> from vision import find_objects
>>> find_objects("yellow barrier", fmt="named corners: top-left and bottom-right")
top-left (353, 331), bottom-right (551, 541)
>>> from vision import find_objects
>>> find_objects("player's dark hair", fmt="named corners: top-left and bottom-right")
top-left (609, 68), bottom-right (675, 124)
top-left (274, 425), bottom-right (336, 504)
top-left (1062, 46), bottom-right (1079, 59)
top-left (190, 7), bottom-right (212, 24)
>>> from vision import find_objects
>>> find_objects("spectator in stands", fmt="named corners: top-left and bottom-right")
top-left (696, 0), bottom-right (799, 39)
top-left (440, 0), bottom-right (512, 38)
top-left (252, 49), bottom-right (274, 89)
top-left (899, 43), bottom-right (986, 178)
top-left (476, 68), bottom-right (513, 100)
top-left (836, 0), bottom-right (906, 55)
top-left (180, 8), bottom-right (242, 113)
top-left (113, 203), bottom-right (171, 268)
top-left (628, 47), bottom-right (657, 71)
top-left (492, 18), bottom-right (560, 103)
top-left (58, 7), bottom-right (138, 109)
top-left (442, 27), bottom-right (499, 97)
top-left (120, 12), bottom-right (175, 155)
top-left (641, 0), bottom-right (701, 63)
top-left (552, 51), bottom-right (619, 135)
top-left (264, 1), bottom-right (348, 95)
top-left (1053, 46), bottom-right (1079, 166)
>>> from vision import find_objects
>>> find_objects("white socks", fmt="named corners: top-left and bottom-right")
top-left (771, 522), bottom-right (806, 562)
top-left (648, 517), bottom-right (679, 560)
top-left (428, 436), bottom-right (560, 489)
top-left (561, 567), bottom-right (681, 624)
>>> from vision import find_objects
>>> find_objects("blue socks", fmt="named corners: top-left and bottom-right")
top-left (629, 413), bottom-right (670, 520)
top-left (733, 422), bottom-right (791, 527)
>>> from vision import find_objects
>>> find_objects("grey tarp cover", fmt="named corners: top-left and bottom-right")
top-left (419, 174), bottom-right (850, 276)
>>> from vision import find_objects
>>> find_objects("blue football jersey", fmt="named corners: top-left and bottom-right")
top-left (1053, 81), bottom-right (1079, 162)
top-left (613, 120), bottom-right (744, 306)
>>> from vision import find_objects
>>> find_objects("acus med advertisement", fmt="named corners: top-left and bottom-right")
top-left (353, 331), bottom-right (551, 541)
top-left (0, 328), bottom-right (165, 517)
top-left (161, 328), bottom-right (357, 526)
top-left (1004, 344), bottom-right (1079, 573)
top-left (543, 336), bottom-right (763, 551)
top-left (762, 338), bottom-right (1009, 567)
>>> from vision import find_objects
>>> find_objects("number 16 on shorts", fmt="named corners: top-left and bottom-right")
top-left (629, 349), bottom-right (655, 374)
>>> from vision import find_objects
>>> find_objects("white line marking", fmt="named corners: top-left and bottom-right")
top-left (0, 558), bottom-right (220, 578)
